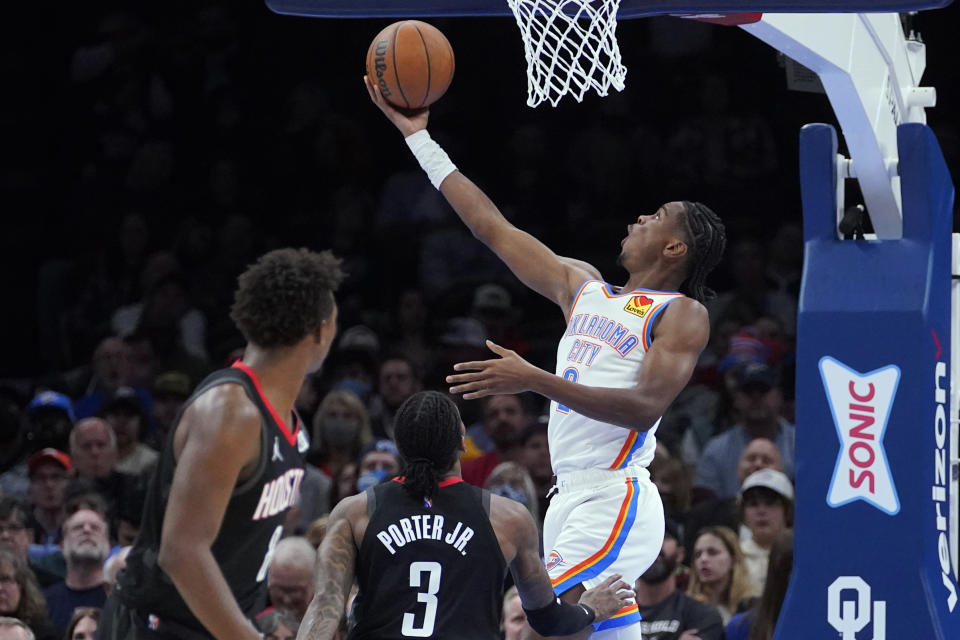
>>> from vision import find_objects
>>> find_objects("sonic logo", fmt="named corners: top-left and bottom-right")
top-left (820, 357), bottom-right (900, 515)
top-left (624, 295), bottom-right (654, 319)
top-left (545, 550), bottom-right (564, 571)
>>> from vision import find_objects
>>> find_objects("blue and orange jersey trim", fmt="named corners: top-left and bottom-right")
top-left (549, 478), bottom-right (640, 595)
top-left (594, 603), bottom-right (642, 631)
top-left (609, 432), bottom-right (647, 470)
top-left (601, 284), bottom-right (681, 297)
top-left (641, 297), bottom-right (680, 350)
top-left (567, 279), bottom-right (597, 317)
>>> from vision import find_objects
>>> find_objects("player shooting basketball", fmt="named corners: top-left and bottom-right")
top-left (366, 75), bottom-right (726, 639)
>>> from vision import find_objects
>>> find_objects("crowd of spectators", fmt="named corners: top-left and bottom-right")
top-left (1, 2), bottom-right (958, 639)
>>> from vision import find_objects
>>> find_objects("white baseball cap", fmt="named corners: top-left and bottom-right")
top-left (740, 468), bottom-right (794, 500)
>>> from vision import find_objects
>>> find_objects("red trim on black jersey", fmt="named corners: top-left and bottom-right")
top-left (392, 476), bottom-right (465, 487)
top-left (231, 360), bottom-right (299, 446)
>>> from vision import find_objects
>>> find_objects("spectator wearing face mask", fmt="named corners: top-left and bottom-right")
top-left (484, 462), bottom-right (541, 538)
top-left (307, 391), bottom-right (373, 481)
top-left (355, 440), bottom-right (401, 492)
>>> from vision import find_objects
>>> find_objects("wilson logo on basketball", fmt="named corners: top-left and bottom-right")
top-left (545, 550), bottom-right (564, 571)
top-left (623, 295), bottom-right (654, 318)
top-left (820, 356), bottom-right (900, 515)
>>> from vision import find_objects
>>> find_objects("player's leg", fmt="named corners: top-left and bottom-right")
top-left (538, 472), bottom-right (663, 639)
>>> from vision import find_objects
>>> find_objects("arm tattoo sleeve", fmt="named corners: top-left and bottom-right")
top-left (299, 518), bottom-right (356, 640)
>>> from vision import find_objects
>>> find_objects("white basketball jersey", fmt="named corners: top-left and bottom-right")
top-left (548, 280), bottom-right (683, 475)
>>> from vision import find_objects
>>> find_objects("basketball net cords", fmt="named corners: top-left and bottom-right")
top-left (507, 0), bottom-right (627, 108)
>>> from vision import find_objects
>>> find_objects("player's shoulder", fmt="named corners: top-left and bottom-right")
top-left (488, 492), bottom-right (536, 535)
top-left (333, 490), bottom-right (369, 520)
top-left (181, 381), bottom-right (260, 433)
top-left (658, 295), bottom-right (710, 332)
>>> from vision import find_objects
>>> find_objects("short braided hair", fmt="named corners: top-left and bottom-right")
top-left (393, 391), bottom-right (463, 502)
top-left (678, 201), bottom-right (726, 303)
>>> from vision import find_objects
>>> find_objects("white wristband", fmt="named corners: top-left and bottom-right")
top-left (404, 129), bottom-right (457, 189)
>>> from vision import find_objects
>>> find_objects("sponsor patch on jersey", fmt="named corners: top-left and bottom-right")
top-left (545, 550), bottom-right (564, 571)
top-left (297, 428), bottom-right (310, 454)
top-left (623, 295), bottom-right (654, 318)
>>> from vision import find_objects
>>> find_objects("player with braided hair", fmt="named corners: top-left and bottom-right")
top-left (367, 78), bottom-right (726, 640)
top-left (299, 391), bottom-right (634, 640)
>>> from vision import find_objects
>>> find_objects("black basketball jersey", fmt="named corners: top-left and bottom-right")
top-left (349, 479), bottom-right (508, 640)
top-left (116, 362), bottom-right (307, 634)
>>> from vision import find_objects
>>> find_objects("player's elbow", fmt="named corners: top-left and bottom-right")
top-left (157, 539), bottom-right (194, 577)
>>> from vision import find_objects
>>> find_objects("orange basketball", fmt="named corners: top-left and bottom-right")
top-left (365, 20), bottom-right (455, 110)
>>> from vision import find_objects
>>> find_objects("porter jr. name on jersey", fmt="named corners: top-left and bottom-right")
top-left (375, 514), bottom-right (475, 556)
top-left (252, 468), bottom-right (305, 521)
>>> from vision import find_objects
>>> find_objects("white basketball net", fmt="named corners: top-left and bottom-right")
top-left (507, 0), bottom-right (626, 107)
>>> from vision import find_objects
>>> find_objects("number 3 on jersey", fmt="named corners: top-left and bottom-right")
top-left (402, 561), bottom-right (442, 637)
top-left (556, 367), bottom-right (579, 414)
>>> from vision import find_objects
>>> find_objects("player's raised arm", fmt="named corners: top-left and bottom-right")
top-left (365, 76), bottom-right (593, 312)
top-left (157, 386), bottom-right (264, 640)
top-left (297, 495), bottom-right (363, 640)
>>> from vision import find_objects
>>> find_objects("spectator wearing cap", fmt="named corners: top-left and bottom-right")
top-left (738, 469), bottom-right (793, 593)
top-left (470, 283), bottom-right (530, 357)
top-left (368, 356), bottom-right (422, 440)
top-left (0, 392), bottom-right (75, 500)
top-left (684, 438), bottom-right (783, 561)
top-left (356, 440), bottom-right (401, 492)
top-left (636, 521), bottom-right (723, 640)
top-left (693, 363), bottom-right (794, 500)
top-left (461, 394), bottom-right (532, 488)
top-left (99, 387), bottom-right (158, 475)
top-left (148, 370), bottom-right (193, 448)
top-left (25, 450), bottom-right (71, 547)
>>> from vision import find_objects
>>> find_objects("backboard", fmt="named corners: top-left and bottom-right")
top-left (267, 0), bottom-right (952, 18)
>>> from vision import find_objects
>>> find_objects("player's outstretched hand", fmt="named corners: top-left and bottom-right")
top-left (578, 574), bottom-right (635, 623)
top-left (364, 75), bottom-right (429, 137)
top-left (447, 340), bottom-right (539, 400)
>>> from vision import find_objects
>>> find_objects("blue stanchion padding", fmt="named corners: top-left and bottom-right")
top-left (266, 0), bottom-right (953, 19)
top-left (777, 122), bottom-right (956, 639)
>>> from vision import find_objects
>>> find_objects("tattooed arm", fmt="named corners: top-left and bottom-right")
top-left (297, 494), bottom-right (366, 640)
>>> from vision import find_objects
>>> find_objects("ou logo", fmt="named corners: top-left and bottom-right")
top-left (827, 576), bottom-right (886, 640)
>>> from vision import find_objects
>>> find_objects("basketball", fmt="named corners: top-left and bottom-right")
top-left (365, 20), bottom-right (455, 110)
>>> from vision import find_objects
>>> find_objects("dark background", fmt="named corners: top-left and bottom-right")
top-left (1, 1), bottom-right (957, 381)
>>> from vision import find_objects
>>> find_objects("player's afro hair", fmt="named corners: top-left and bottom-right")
top-left (230, 248), bottom-right (343, 348)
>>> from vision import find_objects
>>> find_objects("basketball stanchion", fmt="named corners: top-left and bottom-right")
top-left (267, 1), bottom-right (958, 637)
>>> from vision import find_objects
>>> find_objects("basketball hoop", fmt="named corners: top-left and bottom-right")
top-left (507, 0), bottom-right (627, 107)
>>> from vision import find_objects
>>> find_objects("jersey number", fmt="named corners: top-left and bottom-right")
top-left (401, 561), bottom-right (442, 637)
top-left (557, 367), bottom-right (579, 413)
top-left (256, 525), bottom-right (284, 582)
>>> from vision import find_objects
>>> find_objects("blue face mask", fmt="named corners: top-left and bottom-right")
top-left (334, 378), bottom-right (372, 399)
top-left (357, 468), bottom-right (389, 492)
top-left (488, 483), bottom-right (529, 506)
